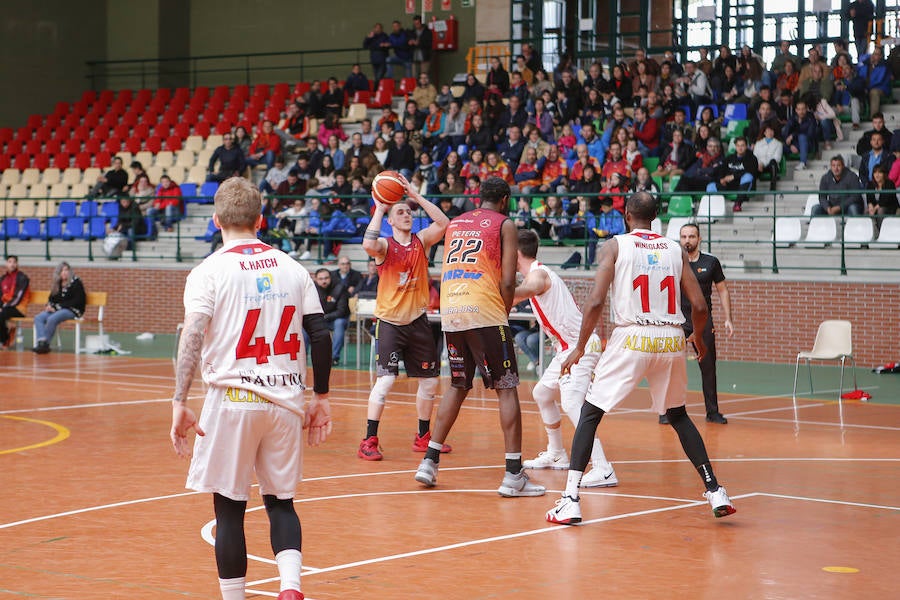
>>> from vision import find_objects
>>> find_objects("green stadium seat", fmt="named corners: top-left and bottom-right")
top-left (643, 157), bottom-right (659, 173)
top-left (665, 195), bottom-right (694, 219)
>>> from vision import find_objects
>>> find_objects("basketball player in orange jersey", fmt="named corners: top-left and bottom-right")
top-left (414, 176), bottom-right (546, 497)
top-left (545, 192), bottom-right (735, 525)
top-left (358, 175), bottom-right (451, 460)
top-left (170, 178), bottom-right (333, 600)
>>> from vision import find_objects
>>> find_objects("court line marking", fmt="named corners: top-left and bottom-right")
top-left (0, 396), bottom-right (201, 415)
top-left (725, 403), bottom-right (825, 417)
top-left (753, 492), bottom-right (900, 512)
top-left (0, 415), bottom-right (71, 455)
top-left (730, 415), bottom-right (900, 431)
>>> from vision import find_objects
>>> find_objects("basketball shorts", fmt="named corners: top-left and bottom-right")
top-left (375, 314), bottom-right (440, 378)
top-left (445, 325), bottom-right (519, 390)
top-left (538, 334), bottom-right (603, 394)
top-left (584, 325), bottom-right (688, 414)
top-left (186, 386), bottom-right (304, 502)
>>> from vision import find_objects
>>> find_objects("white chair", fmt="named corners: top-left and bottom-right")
top-left (184, 135), bottom-right (204, 153)
top-left (650, 218), bottom-right (662, 234)
top-left (875, 217), bottom-right (900, 247)
top-left (843, 217), bottom-right (874, 246)
top-left (340, 103), bottom-right (367, 124)
top-left (774, 217), bottom-right (802, 247)
top-left (791, 320), bottom-right (856, 424)
top-left (665, 217), bottom-right (692, 240)
top-left (804, 217), bottom-right (837, 246)
top-left (696, 194), bottom-right (726, 223)
top-left (803, 194), bottom-right (819, 218)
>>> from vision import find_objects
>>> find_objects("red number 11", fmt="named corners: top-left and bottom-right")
top-left (632, 274), bottom-right (676, 314)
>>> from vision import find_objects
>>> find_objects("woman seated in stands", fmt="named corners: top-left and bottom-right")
top-left (753, 123), bottom-right (783, 191)
top-left (32, 261), bottom-right (85, 355)
top-left (437, 150), bottom-right (463, 193)
top-left (866, 165), bottom-right (899, 228)
top-left (233, 126), bottom-right (252, 158)
top-left (314, 155), bottom-right (337, 192)
top-left (324, 134), bottom-right (346, 170)
top-left (316, 114), bottom-right (347, 149)
top-left (696, 106), bottom-right (721, 140)
top-left (130, 173), bottom-right (155, 215)
top-left (655, 128), bottom-right (695, 179)
top-left (372, 137), bottom-right (389, 166)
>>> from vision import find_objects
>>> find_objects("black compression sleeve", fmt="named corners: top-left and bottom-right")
top-left (303, 312), bottom-right (332, 394)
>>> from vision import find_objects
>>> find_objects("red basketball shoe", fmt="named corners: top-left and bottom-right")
top-left (358, 435), bottom-right (383, 461)
top-left (412, 431), bottom-right (452, 453)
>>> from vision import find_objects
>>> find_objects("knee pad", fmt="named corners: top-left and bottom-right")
top-left (532, 383), bottom-right (561, 424)
top-left (368, 375), bottom-right (396, 405)
top-left (416, 376), bottom-right (439, 401)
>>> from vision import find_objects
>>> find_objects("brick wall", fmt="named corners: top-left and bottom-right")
top-left (19, 264), bottom-right (898, 366)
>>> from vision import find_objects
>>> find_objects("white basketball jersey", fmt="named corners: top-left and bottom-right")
top-left (611, 229), bottom-right (685, 327)
top-left (528, 262), bottom-right (582, 351)
top-left (183, 239), bottom-right (323, 414)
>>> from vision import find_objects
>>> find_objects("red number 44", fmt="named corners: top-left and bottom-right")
top-left (236, 306), bottom-right (301, 364)
top-left (632, 274), bottom-right (676, 314)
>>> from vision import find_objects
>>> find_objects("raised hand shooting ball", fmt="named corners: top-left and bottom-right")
top-left (372, 171), bottom-right (407, 205)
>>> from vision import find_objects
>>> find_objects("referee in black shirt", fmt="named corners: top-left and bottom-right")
top-left (661, 223), bottom-right (734, 425)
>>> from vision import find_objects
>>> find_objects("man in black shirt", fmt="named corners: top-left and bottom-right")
top-left (711, 136), bottom-right (758, 211)
top-left (663, 223), bottom-right (733, 425)
top-left (88, 156), bottom-right (129, 198)
top-left (384, 130), bottom-right (416, 178)
top-left (857, 112), bottom-right (893, 156)
top-left (206, 133), bottom-right (246, 183)
top-left (313, 268), bottom-right (350, 366)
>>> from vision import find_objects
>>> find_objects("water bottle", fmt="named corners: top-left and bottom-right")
top-left (15, 327), bottom-right (24, 351)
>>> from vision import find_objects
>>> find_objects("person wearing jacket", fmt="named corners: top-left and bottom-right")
top-left (32, 262), bottom-right (86, 354)
top-left (710, 137), bottom-right (759, 211)
top-left (816, 155), bottom-right (864, 216)
top-left (781, 100), bottom-right (819, 170)
top-left (149, 175), bottom-right (182, 231)
top-left (856, 46), bottom-right (892, 119)
top-left (0, 255), bottom-right (30, 348)
top-left (753, 123), bottom-right (784, 190)
top-left (675, 137), bottom-right (726, 193)
top-left (313, 268), bottom-right (350, 366)
top-left (363, 22), bottom-right (391, 85)
top-left (386, 20), bottom-right (412, 79)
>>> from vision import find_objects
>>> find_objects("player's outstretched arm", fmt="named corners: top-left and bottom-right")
top-left (407, 179), bottom-right (450, 249)
top-left (499, 218), bottom-right (519, 314)
top-left (303, 313), bottom-right (332, 395)
top-left (561, 239), bottom-right (618, 374)
top-left (513, 268), bottom-right (551, 304)
top-left (362, 202), bottom-right (389, 261)
top-left (681, 249), bottom-right (709, 361)
top-left (171, 311), bottom-right (211, 458)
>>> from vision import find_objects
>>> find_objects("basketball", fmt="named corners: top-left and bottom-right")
top-left (372, 171), bottom-right (407, 205)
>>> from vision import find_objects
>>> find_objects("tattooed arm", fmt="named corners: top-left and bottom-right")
top-left (170, 311), bottom-right (210, 457)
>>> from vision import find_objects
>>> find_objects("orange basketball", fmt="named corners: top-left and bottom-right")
top-left (372, 171), bottom-right (407, 205)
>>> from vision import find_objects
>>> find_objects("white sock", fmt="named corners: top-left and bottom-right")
top-left (218, 576), bottom-right (246, 600)
top-left (546, 427), bottom-right (564, 453)
top-left (275, 549), bottom-right (302, 593)
top-left (565, 470), bottom-right (583, 499)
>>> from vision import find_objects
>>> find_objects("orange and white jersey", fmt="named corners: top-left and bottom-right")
top-left (527, 261), bottom-right (582, 352)
top-left (183, 239), bottom-right (323, 415)
top-left (611, 229), bottom-right (685, 328)
top-left (440, 208), bottom-right (509, 332)
top-left (375, 235), bottom-right (430, 326)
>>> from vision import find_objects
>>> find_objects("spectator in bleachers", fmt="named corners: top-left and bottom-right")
top-left (437, 150), bottom-right (462, 191)
top-left (629, 105), bottom-right (661, 157)
top-left (130, 173), bottom-right (155, 215)
top-left (30, 261), bottom-right (85, 355)
top-left (314, 155), bottom-right (337, 191)
top-left (866, 164), bottom-right (899, 224)
top-left (675, 137), bottom-right (725, 193)
top-left (514, 146), bottom-right (543, 194)
top-left (527, 97), bottom-right (555, 142)
top-left (592, 196), bottom-right (626, 244)
top-left (753, 123), bottom-right (783, 190)
top-left (148, 174), bottom-right (182, 231)
top-left (386, 20), bottom-right (412, 78)
top-left (206, 133), bottom-right (246, 183)
top-left (303, 137), bottom-right (325, 173)
top-left (416, 151), bottom-right (438, 193)
top-left (421, 101), bottom-right (445, 154)
top-left (463, 174), bottom-right (481, 209)
top-left (376, 105), bottom-right (399, 132)
top-left (401, 116), bottom-right (424, 154)
top-left (775, 88), bottom-right (795, 124)
top-left (275, 169), bottom-right (307, 198)
top-left (435, 83), bottom-right (453, 109)
top-left (712, 44), bottom-right (738, 87)
top-left (346, 155), bottom-right (366, 185)
top-left (345, 63), bottom-right (370, 95)
top-left (441, 171), bottom-right (465, 201)
top-left (497, 125), bottom-right (525, 171)
top-left (782, 99), bottom-right (818, 170)
top-left (600, 140), bottom-right (629, 181)
top-left (515, 55), bottom-right (535, 86)
top-left (749, 84), bottom-right (775, 114)
top-left (312, 267), bottom-right (350, 366)
top-left (632, 166), bottom-right (661, 197)
top-left (858, 131), bottom-right (894, 188)
top-left (601, 103), bottom-right (632, 146)
top-left (799, 47), bottom-right (825, 84)
top-left (746, 101), bottom-right (780, 145)
top-left (494, 94), bottom-right (528, 145)
top-left (696, 105), bottom-right (722, 140)
top-left (523, 125), bottom-right (550, 159)
top-left (556, 123), bottom-right (577, 157)
top-left (347, 176), bottom-right (370, 217)
top-left (508, 71), bottom-right (529, 105)
top-left (293, 153), bottom-right (316, 182)
top-left (402, 99), bottom-right (426, 130)
top-left (460, 73), bottom-right (485, 104)
top-left (715, 64), bottom-right (742, 105)
top-left (409, 15), bottom-right (433, 76)
top-left (538, 144), bottom-right (568, 194)
top-left (855, 46), bottom-right (892, 119)
top-left (513, 197), bottom-right (533, 229)
top-left (848, 1), bottom-right (876, 58)
top-left (711, 136), bottom-right (758, 211)
top-left (324, 134), bottom-right (345, 170)
top-left (372, 137), bottom-right (389, 165)
top-left (484, 93), bottom-right (505, 130)
top-left (346, 133), bottom-right (367, 161)
top-left (628, 48), bottom-right (660, 78)
top-left (246, 120), bottom-right (281, 171)
top-left (530, 69), bottom-right (554, 107)
top-left (631, 60), bottom-right (657, 101)
top-left (465, 113), bottom-right (494, 155)
top-left (799, 62), bottom-right (834, 112)
top-left (655, 128), bottom-right (694, 178)
top-left (832, 54), bottom-right (859, 127)
top-left (87, 156), bottom-right (128, 199)
top-left (412, 72), bottom-right (437, 110)
top-left (232, 125), bottom-right (252, 158)
top-left (316, 114), bottom-right (347, 149)
top-left (662, 107), bottom-right (695, 145)
top-left (108, 195), bottom-right (147, 244)
top-left (815, 155), bottom-right (864, 216)
top-left (484, 151), bottom-right (514, 185)
top-left (360, 118), bottom-right (376, 146)
top-left (384, 130), bottom-right (416, 179)
top-left (656, 61), bottom-right (676, 93)
top-left (599, 171), bottom-right (629, 214)
top-left (694, 122), bottom-right (713, 150)
top-left (322, 78), bottom-right (345, 117)
top-left (0, 255), bottom-right (30, 349)
top-left (697, 47), bottom-right (713, 76)
top-left (363, 22), bottom-right (390, 85)
top-left (576, 122), bottom-right (606, 162)
top-left (677, 61), bottom-right (711, 113)
top-left (775, 60), bottom-right (799, 96)
top-left (358, 259), bottom-right (379, 296)
top-left (624, 138), bottom-right (643, 176)
top-left (570, 162), bottom-right (601, 205)
top-left (275, 102), bottom-right (310, 150)
top-left (771, 40), bottom-right (800, 79)
top-left (301, 80), bottom-right (324, 118)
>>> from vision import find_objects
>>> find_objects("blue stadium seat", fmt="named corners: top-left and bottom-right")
top-left (180, 183), bottom-right (200, 204)
top-left (101, 201), bottom-right (119, 218)
top-left (58, 200), bottom-right (77, 218)
top-left (723, 103), bottom-right (747, 125)
top-left (78, 200), bottom-right (98, 218)
top-left (412, 216), bottom-right (432, 234)
top-left (200, 181), bottom-right (219, 201)
top-left (88, 216), bottom-right (107, 239)
top-left (19, 218), bottom-right (41, 240)
top-left (196, 218), bottom-right (219, 243)
top-left (2, 218), bottom-right (19, 240)
top-left (44, 217), bottom-right (63, 239)
top-left (62, 216), bottom-right (86, 240)
top-left (379, 219), bottom-right (393, 238)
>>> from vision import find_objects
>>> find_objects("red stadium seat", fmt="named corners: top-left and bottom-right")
top-left (135, 89), bottom-right (152, 104)
top-left (13, 128), bottom-right (32, 145)
top-left (5, 140), bottom-right (23, 157)
top-left (165, 135), bottom-right (183, 151)
top-left (74, 152), bottom-right (92, 170)
top-left (193, 86), bottom-right (210, 101)
top-left (202, 107), bottom-right (220, 124)
top-left (13, 154), bottom-right (30, 170)
top-left (376, 78), bottom-right (395, 95)
top-left (84, 138), bottom-right (102, 154)
top-left (53, 152), bottom-right (70, 170)
top-left (253, 83), bottom-right (270, 99)
top-left (174, 122), bottom-right (191, 139)
top-left (33, 153), bottom-right (50, 170)
top-left (83, 113), bottom-right (100, 129)
top-left (293, 82), bottom-right (311, 97)
top-left (274, 82), bottom-right (290, 97)
top-left (181, 108), bottom-right (199, 125)
top-left (222, 108), bottom-right (240, 124)
top-left (104, 137), bottom-right (122, 154)
top-left (94, 151), bottom-right (112, 169)
top-left (173, 87), bottom-right (190, 102)
top-left (45, 114), bottom-right (62, 129)
top-left (113, 123), bottom-right (130, 140)
top-left (149, 97), bottom-right (167, 114)
top-left (208, 96), bottom-right (225, 111)
top-left (35, 126), bottom-right (53, 142)
top-left (213, 85), bottom-right (230, 100)
top-left (98, 90), bottom-right (115, 104)
top-left (370, 89), bottom-right (392, 108)
top-left (233, 84), bottom-right (249, 99)
top-left (102, 112), bottom-right (119, 129)
top-left (64, 138), bottom-right (82, 155)
top-left (353, 91), bottom-right (371, 105)
top-left (117, 89), bottom-right (133, 104)
top-left (93, 124), bottom-right (110, 140)
top-left (132, 123), bottom-right (150, 140)
top-left (0, 128), bottom-right (14, 144)
top-left (145, 136), bottom-right (162, 153)
top-left (53, 101), bottom-right (70, 117)
top-left (189, 96), bottom-right (206, 112)
top-left (399, 77), bottom-right (416, 95)
top-left (227, 97), bottom-right (245, 112)
top-left (81, 90), bottom-right (97, 103)
top-left (73, 100), bottom-right (91, 117)
top-left (153, 122), bottom-right (170, 138)
top-left (264, 106), bottom-right (281, 122)
top-left (52, 126), bottom-right (71, 142)
top-left (140, 111), bottom-right (159, 128)
top-left (214, 121), bottom-right (232, 135)
top-left (45, 140), bottom-right (62, 155)
top-left (194, 121), bottom-right (211, 138)
top-left (64, 113), bottom-right (80, 129)
top-left (161, 109), bottom-right (180, 126)
top-left (154, 88), bottom-right (171, 103)
top-left (248, 96), bottom-right (266, 113)
top-left (130, 97), bottom-right (148, 113)
top-left (110, 99), bottom-right (128, 116)
top-left (0, 155), bottom-right (10, 171)
top-left (26, 115), bottom-right (43, 129)
top-left (125, 137), bottom-right (142, 153)
top-left (25, 140), bottom-right (42, 156)
top-left (122, 111), bottom-right (139, 127)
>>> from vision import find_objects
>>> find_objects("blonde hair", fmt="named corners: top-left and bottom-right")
top-left (214, 177), bottom-right (261, 229)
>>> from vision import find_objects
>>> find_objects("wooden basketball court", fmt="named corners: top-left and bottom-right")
top-left (2, 352), bottom-right (898, 598)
